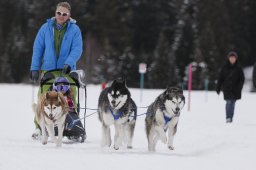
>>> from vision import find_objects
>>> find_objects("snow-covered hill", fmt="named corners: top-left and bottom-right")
top-left (0, 84), bottom-right (255, 170)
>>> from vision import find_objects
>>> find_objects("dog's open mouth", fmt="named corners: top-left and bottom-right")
top-left (173, 110), bottom-right (180, 117)
top-left (175, 112), bottom-right (180, 117)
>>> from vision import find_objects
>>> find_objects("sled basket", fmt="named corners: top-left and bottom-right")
top-left (39, 69), bottom-right (87, 143)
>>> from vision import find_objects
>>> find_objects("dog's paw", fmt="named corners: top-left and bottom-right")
top-left (31, 129), bottom-right (41, 140)
top-left (168, 145), bottom-right (174, 150)
top-left (32, 134), bottom-right (40, 140)
top-left (42, 141), bottom-right (47, 145)
top-left (127, 145), bottom-right (133, 149)
top-left (41, 135), bottom-right (48, 145)
top-left (113, 145), bottom-right (119, 150)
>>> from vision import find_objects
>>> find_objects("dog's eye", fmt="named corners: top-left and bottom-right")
top-left (53, 106), bottom-right (56, 110)
top-left (47, 107), bottom-right (50, 109)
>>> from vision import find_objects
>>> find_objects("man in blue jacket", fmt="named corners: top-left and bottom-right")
top-left (30, 2), bottom-right (83, 138)
top-left (30, 1), bottom-right (82, 78)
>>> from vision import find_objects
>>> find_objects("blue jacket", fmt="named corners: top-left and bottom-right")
top-left (30, 17), bottom-right (83, 71)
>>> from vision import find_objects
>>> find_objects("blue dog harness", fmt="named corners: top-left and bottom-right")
top-left (163, 111), bottom-right (172, 125)
top-left (109, 107), bottom-right (124, 120)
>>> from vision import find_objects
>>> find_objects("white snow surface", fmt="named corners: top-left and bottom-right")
top-left (0, 84), bottom-right (255, 170)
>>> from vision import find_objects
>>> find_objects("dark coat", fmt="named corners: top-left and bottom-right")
top-left (253, 63), bottom-right (256, 88)
top-left (216, 60), bottom-right (244, 100)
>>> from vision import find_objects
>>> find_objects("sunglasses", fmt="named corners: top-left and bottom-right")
top-left (54, 84), bottom-right (70, 93)
top-left (56, 11), bottom-right (69, 17)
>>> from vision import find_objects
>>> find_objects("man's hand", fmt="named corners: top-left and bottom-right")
top-left (30, 70), bottom-right (39, 81)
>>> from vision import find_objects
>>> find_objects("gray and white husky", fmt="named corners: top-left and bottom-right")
top-left (98, 78), bottom-right (137, 150)
top-left (145, 87), bottom-right (185, 151)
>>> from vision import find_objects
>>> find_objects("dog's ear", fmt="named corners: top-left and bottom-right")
top-left (164, 87), bottom-right (173, 96)
top-left (57, 92), bottom-right (69, 114)
top-left (111, 77), bottom-right (126, 88)
top-left (47, 91), bottom-right (58, 99)
top-left (120, 76), bottom-right (126, 85)
top-left (177, 87), bottom-right (183, 94)
top-left (111, 79), bottom-right (117, 86)
top-left (175, 86), bottom-right (183, 94)
top-left (159, 89), bottom-right (168, 101)
top-left (167, 86), bottom-right (183, 94)
top-left (38, 92), bottom-right (47, 116)
top-left (116, 76), bottom-right (126, 85)
top-left (46, 92), bottom-right (50, 100)
top-left (123, 78), bottom-right (126, 86)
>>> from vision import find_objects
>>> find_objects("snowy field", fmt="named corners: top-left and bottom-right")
top-left (0, 84), bottom-right (255, 170)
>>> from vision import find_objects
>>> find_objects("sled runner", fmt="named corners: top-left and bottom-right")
top-left (39, 69), bottom-right (87, 143)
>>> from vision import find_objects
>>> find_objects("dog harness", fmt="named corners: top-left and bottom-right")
top-left (109, 107), bottom-right (124, 120)
top-left (163, 111), bottom-right (172, 124)
top-left (162, 111), bottom-right (172, 130)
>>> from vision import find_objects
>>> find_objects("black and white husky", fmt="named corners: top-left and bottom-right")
top-left (145, 87), bottom-right (185, 151)
top-left (98, 78), bottom-right (137, 150)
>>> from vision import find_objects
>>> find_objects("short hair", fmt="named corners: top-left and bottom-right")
top-left (56, 2), bottom-right (71, 13)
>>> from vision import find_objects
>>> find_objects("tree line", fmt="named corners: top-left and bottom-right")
top-left (0, 0), bottom-right (255, 89)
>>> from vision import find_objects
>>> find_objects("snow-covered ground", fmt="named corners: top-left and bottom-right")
top-left (0, 84), bottom-right (255, 170)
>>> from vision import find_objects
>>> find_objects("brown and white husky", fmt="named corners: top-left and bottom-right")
top-left (34, 91), bottom-right (68, 147)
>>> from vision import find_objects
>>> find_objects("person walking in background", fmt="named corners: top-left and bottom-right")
top-left (29, 2), bottom-right (83, 138)
top-left (216, 51), bottom-right (244, 123)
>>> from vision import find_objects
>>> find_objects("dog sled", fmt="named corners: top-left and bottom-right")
top-left (38, 69), bottom-right (87, 143)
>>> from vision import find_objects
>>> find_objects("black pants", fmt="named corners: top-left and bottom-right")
top-left (55, 112), bottom-right (85, 137)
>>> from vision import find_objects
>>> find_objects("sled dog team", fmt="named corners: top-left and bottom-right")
top-left (34, 77), bottom-right (185, 151)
